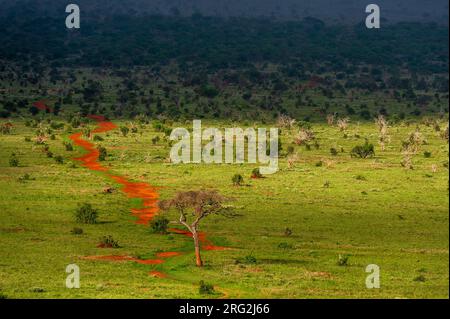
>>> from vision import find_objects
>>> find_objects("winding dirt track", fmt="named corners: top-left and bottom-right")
top-left (67, 112), bottom-right (226, 279)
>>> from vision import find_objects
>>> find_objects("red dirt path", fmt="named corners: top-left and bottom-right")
top-left (68, 113), bottom-right (227, 279)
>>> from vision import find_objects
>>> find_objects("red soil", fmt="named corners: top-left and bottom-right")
top-left (68, 111), bottom-right (228, 280)
top-left (168, 228), bottom-right (227, 251)
top-left (156, 251), bottom-right (182, 258)
top-left (33, 100), bottom-right (53, 113)
top-left (149, 271), bottom-right (167, 278)
top-left (81, 255), bottom-right (164, 265)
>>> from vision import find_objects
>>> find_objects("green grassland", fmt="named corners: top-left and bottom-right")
top-left (0, 115), bottom-right (448, 299)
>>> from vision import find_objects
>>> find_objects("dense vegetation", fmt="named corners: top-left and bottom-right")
top-left (0, 15), bottom-right (448, 121)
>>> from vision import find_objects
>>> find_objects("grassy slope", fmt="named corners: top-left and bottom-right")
top-left (0, 118), bottom-right (448, 298)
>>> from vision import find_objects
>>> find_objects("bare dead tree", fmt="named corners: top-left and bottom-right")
top-left (375, 115), bottom-right (390, 151)
top-left (158, 190), bottom-right (228, 267)
top-left (276, 114), bottom-right (296, 130)
top-left (337, 117), bottom-right (349, 132)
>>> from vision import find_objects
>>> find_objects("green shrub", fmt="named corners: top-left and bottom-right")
top-left (315, 161), bottom-right (323, 167)
top-left (0, 293), bottom-right (7, 299)
top-left (199, 281), bottom-right (215, 295)
top-left (284, 228), bottom-right (293, 236)
top-left (338, 254), bottom-right (349, 266)
top-left (54, 155), bottom-right (64, 164)
top-left (120, 126), bottom-right (129, 137)
top-left (232, 174), bottom-right (244, 186)
top-left (350, 141), bottom-right (375, 158)
top-left (423, 151), bottom-right (432, 158)
top-left (93, 135), bottom-right (104, 141)
top-left (71, 227), bottom-right (84, 235)
top-left (413, 275), bottom-right (426, 282)
top-left (9, 153), bottom-right (19, 167)
top-left (330, 148), bottom-right (338, 156)
top-left (286, 146), bottom-right (295, 155)
top-left (75, 203), bottom-right (98, 224)
top-left (97, 146), bottom-right (107, 161)
top-left (151, 136), bottom-right (160, 144)
top-left (64, 142), bottom-right (74, 151)
top-left (251, 168), bottom-right (263, 179)
top-left (98, 235), bottom-right (120, 248)
top-left (149, 215), bottom-right (170, 234)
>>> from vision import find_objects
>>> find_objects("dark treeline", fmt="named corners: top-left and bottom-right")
top-left (0, 14), bottom-right (448, 74)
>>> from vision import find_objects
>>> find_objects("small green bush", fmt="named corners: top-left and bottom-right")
top-left (413, 275), bottom-right (426, 282)
top-left (151, 136), bottom-right (160, 144)
top-left (199, 281), bottom-right (215, 295)
top-left (75, 203), bottom-right (98, 224)
top-left (232, 174), bottom-right (244, 186)
top-left (9, 153), bottom-right (19, 167)
top-left (71, 227), bottom-right (84, 235)
top-left (150, 215), bottom-right (170, 234)
top-left (286, 146), bottom-right (295, 155)
top-left (350, 141), bottom-right (375, 158)
top-left (64, 142), bottom-right (74, 151)
top-left (330, 148), bottom-right (338, 156)
top-left (284, 227), bottom-right (293, 237)
top-left (93, 135), bottom-right (104, 141)
top-left (98, 235), bottom-right (120, 248)
top-left (54, 155), bottom-right (64, 164)
top-left (338, 254), bottom-right (349, 266)
top-left (97, 146), bottom-right (107, 161)
top-left (120, 126), bottom-right (129, 137)
top-left (251, 168), bottom-right (263, 179)
top-left (423, 151), bottom-right (432, 158)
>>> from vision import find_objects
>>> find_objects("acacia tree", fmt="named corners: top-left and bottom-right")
top-left (158, 190), bottom-right (227, 267)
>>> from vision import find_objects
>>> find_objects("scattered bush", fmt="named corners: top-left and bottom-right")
top-left (330, 148), bottom-right (338, 156)
top-left (350, 141), bottom-right (375, 158)
top-left (149, 215), bottom-right (170, 234)
top-left (251, 168), bottom-right (263, 179)
top-left (413, 275), bottom-right (426, 282)
top-left (284, 227), bottom-right (293, 237)
top-left (30, 287), bottom-right (45, 293)
top-left (93, 135), bottom-right (104, 141)
top-left (355, 175), bottom-right (367, 181)
top-left (338, 254), bottom-right (349, 266)
top-left (98, 235), bottom-right (120, 248)
top-left (18, 173), bottom-right (34, 182)
top-left (286, 145), bottom-right (295, 155)
top-left (120, 126), bottom-right (129, 137)
top-left (423, 151), bottom-right (432, 158)
top-left (54, 155), bottom-right (64, 164)
top-left (75, 203), bottom-right (98, 224)
top-left (315, 161), bottom-right (323, 167)
top-left (232, 174), bottom-right (244, 186)
top-left (71, 227), bottom-right (84, 235)
top-left (97, 146), bottom-right (107, 161)
top-left (199, 281), bottom-right (215, 295)
top-left (64, 142), bottom-right (73, 151)
top-left (151, 136), bottom-right (160, 144)
top-left (9, 153), bottom-right (19, 167)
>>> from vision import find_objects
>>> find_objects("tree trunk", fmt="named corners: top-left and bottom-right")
top-left (192, 230), bottom-right (203, 267)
